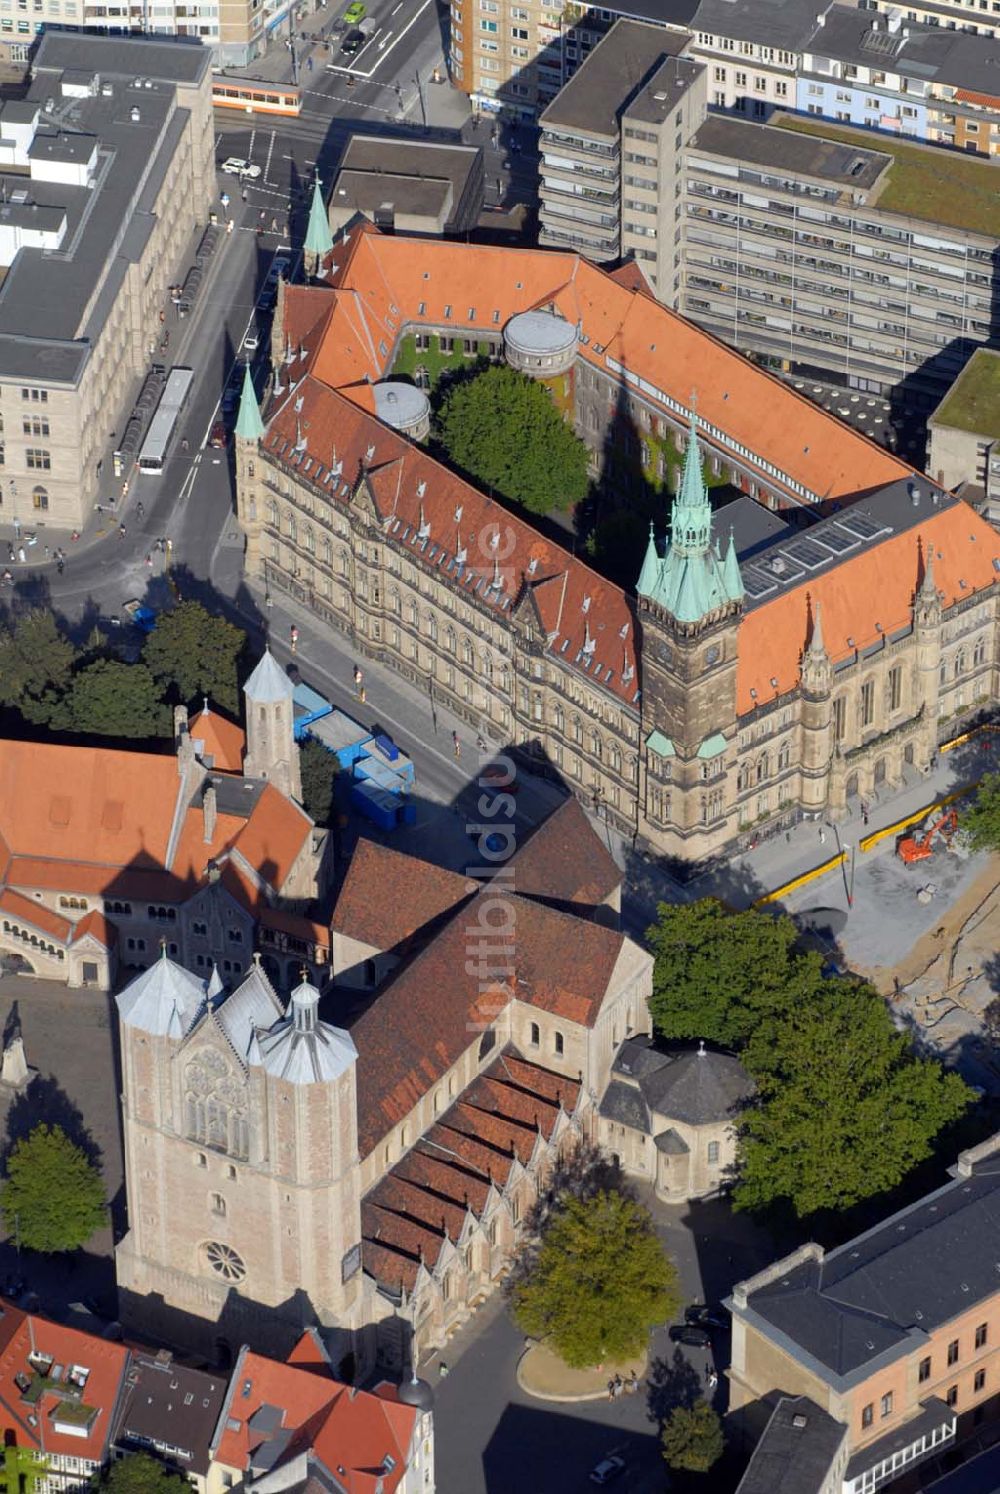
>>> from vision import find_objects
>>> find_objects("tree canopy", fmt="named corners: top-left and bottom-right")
top-left (142, 601), bottom-right (245, 717)
top-left (661, 1400), bottom-right (724, 1474)
top-left (65, 659), bottom-right (169, 739)
top-left (647, 898), bottom-right (824, 1049)
top-left (436, 364), bottom-right (590, 516)
top-left (299, 738), bottom-right (339, 826)
top-left (101, 1453), bottom-right (192, 1494)
top-left (510, 1189), bottom-right (679, 1368)
top-left (736, 980), bottom-right (972, 1218)
top-left (2, 1123), bottom-right (105, 1253)
top-left (959, 772), bottom-right (1000, 853)
top-left (0, 609), bottom-right (76, 725)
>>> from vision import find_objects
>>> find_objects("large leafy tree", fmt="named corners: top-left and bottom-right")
top-left (299, 738), bottom-right (339, 826)
top-left (0, 609), bottom-right (76, 725)
top-left (647, 899), bottom-right (823, 1049)
top-left (661, 1401), bottom-right (725, 1474)
top-left (65, 659), bottom-right (169, 739)
top-left (2, 1124), bottom-right (105, 1253)
top-left (101, 1454), bottom-right (191, 1494)
top-left (511, 1189), bottom-right (679, 1368)
top-left (735, 981), bottom-right (972, 1218)
top-left (437, 364), bottom-right (590, 516)
top-left (142, 601), bottom-right (245, 717)
top-left (960, 772), bottom-right (1000, 853)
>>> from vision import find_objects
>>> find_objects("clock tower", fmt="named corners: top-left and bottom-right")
top-left (635, 415), bottom-right (744, 858)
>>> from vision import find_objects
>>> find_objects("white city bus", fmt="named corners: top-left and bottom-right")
top-left (137, 366), bottom-right (194, 476)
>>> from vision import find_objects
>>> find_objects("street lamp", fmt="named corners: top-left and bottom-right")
top-left (10, 480), bottom-right (19, 541)
top-left (842, 843), bottom-right (856, 909)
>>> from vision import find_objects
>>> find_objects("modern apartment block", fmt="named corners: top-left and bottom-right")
top-left (0, 33), bottom-right (213, 529)
top-left (679, 113), bottom-right (999, 398)
top-left (450, 0), bottom-right (696, 119)
top-left (539, 24), bottom-right (1000, 400)
top-left (0, 0), bottom-right (282, 69)
top-left (538, 21), bottom-right (702, 264)
top-left (728, 1133), bottom-right (1000, 1494)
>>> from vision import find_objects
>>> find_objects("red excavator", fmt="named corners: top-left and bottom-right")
top-left (897, 807), bottom-right (959, 865)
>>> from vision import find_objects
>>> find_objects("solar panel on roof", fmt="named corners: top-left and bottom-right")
top-left (742, 569), bottom-right (777, 599)
top-left (817, 524), bottom-right (858, 554)
top-left (785, 539), bottom-right (831, 570)
top-left (840, 512), bottom-right (888, 541)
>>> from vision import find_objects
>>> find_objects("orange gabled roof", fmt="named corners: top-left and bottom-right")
top-left (331, 839), bottom-right (476, 951)
top-left (71, 909), bottom-right (117, 947)
top-left (305, 233), bottom-right (911, 504)
top-left (0, 1305), bottom-right (129, 1464)
top-left (0, 887), bottom-right (71, 942)
top-left (190, 705), bottom-right (245, 773)
top-left (736, 503), bottom-right (1000, 712)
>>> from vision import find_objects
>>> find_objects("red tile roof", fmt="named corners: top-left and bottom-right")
top-left (331, 839), bottom-right (476, 951)
top-left (361, 1049), bottom-right (580, 1296)
top-left (0, 888), bottom-right (71, 942)
top-left (350, 890), bottom-right (624, 1156)
top-left (212, 1348), bottom-right (417, 1494)
top-left (71, 909), bottom-right (117, 948)
top-left (736, 515), bottom-right (1000, 712)
top-left (507, 796), bottom-right (622, 910)
top-left (0, 1304), bottom-right (129, 1465)
top-left (190, 705), bottom-right (246, 774)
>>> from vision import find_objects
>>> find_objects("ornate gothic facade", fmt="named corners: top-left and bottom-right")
top-left (233, 228), bottom-right (1000, 867)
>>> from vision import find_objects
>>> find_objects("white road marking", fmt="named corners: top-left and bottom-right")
top-left (377, 28), bottom-right (392, 47)
top-left (263, 128), bottom-right (277, 184)
top-left (322, 0), bottom-right (431, 75)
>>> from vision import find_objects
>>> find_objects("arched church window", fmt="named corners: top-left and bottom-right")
top-left (204, 1241), bottom-right (246, 1283)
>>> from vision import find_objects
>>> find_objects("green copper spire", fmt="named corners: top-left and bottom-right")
top-left (304, 175), bottom-right (334, 262)
top-left (637, 410), bottom-right (743, 624)
top-left (722, 530), bottom-right (744, 602)
top-left (235, 364), bottom-right (265, 441)
top-left (636, 522), bottom-right (660, 598)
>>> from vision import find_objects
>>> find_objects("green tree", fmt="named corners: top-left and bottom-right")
top-left (300, 738), bottom-right (339, 826)
top-left (511, 1189), bottom-right (679, 1368)
top-left (100, 1453), bottom-right (191, 1494)
top-left (983, 996), bottom-right (1000, 1047)
top-left (0, 609), bottom-right (76, 725)
top-left (437, 364), bottom-right (590, 516)
top-left (142, 601), bottom-right (245, 717)
top-left (735, 981), bottom-right (972, 1218)
top-left (647, 899), bottom-right (823, 1049)
top-left (65, 659), bottom-right (169, 739)
top-left (960, 772), bottom-right (1000, 853)
top-left (0, 1445), bottom-right (47, 1494)
top-left (2, 1124), bottom-right (105, 1254)
top-left (661, 1400), bottom-right (725, 1475)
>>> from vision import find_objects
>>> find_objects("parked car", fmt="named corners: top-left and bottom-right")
top-left (343, 0), bottom-right (366, 20)
top-left (339, 28), bottom-right (364, 53)
top-left (668, 1323), bottom-right (712, 1348)
top-left (244, 329), bottom-right (260, 353)
top-left (685, 1304), bottom-right (730, 1330)
top-left (589, 1454), bottom-right (626, 1486)
top-left (209, 420), bottom-right (228, 449)
top-left (220, 157), bottom-right (262, 180)
top-left (267, 254), bottom-right (291, 282)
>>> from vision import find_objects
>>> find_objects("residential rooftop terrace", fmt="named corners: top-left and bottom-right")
top-left (774, 113), bottom-right (1000, 236)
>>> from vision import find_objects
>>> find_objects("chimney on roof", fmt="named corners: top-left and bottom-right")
top-left (203, 784), bottom-right (218, 845)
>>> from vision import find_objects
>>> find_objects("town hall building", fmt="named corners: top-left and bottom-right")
top-left (234, 223), bottom-right (1000, 868)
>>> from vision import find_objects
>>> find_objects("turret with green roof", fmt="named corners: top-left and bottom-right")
top-left (235, 364), bottom-right (265, 442)
top-left (636, 413), bottom-right (743, 624)
top-left (303, 174), bottom-right (334, 277)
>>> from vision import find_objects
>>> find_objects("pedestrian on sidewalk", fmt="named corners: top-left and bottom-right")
top-left (452, 730), bottom-right (461, 760)
top-left (290, 624), bottom-right (299, 654)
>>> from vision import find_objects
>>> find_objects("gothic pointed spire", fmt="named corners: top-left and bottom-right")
top-left (722, 529), bottom-right (744, 603)
top-left (637, 522), bottom-right (660, 599)
top-left (304, 173), bottom-right (333, 266)
top-left (807, 601), bottom-right (826, 658)
top-left (235, 364), bottom-right (265, 441)
top-left (919, 544), bottom-right (936, 599)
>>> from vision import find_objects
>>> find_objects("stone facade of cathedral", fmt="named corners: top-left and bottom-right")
top-left (233, 230), bottom-right (1000, 868)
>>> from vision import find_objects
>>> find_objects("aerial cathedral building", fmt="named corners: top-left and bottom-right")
top-left (233, 228), bottom-right (1000, 867)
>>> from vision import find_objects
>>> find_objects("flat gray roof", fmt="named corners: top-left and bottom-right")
top-left (742, 1144), bottom-right (1000, 1388)
top-left (692, 0), bottom-right (837, 49)
top-left (624, 55), bottom-right (704, 125)
top-left (334, 170), bottom-right (452, 220)
top-left (540, 19), bottom-right (690, 136)
top-left (0, 34), bottom-right (207, 383)
top-left (736, 1396), bottom-right (847, 1494)
top-left (687, 114), bottom-right (889, 191)
top-left (32, 29), bottom-right (210, 86)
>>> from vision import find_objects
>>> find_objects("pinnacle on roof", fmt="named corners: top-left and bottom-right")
top-left (235, 364), bottom-right (265, 442)
top-left (243, 647), bottom-right (294, 704)
top-left (116, 953), bottom-right (206, 1037)
top-left (636, 411), bottom-right (743, 624)
top-left (304, 174), bottom-right (334, 261)
top-left (807, 602), bottom-right (826, 658)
